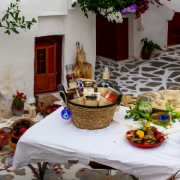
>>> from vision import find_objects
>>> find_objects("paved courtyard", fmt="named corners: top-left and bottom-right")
top-left (95, 45), bottom-right (180, 96)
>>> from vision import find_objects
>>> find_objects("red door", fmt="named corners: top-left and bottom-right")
top-left (34, 43), bottom-right (57, 94)
top-left (168, 12), bottom-right (180, 45)
top-left (96, 14), bottom-right (129, 61)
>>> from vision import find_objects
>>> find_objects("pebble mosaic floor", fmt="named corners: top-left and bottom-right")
top-left (95, 45), bottom-right (180, 96)
top-left (0, 45), bottom-right (180, 180)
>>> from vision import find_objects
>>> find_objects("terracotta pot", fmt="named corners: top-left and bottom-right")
top-left (11, 104), bottom-right (24, 116)
top-left (141, 49), bottom-right (152, 60)
top-left (9, 118), bottom-right (34, 150)
top-left (0, 132), bottom-right (11, 150)
top-left (9, 132), bottom-right (18, 150)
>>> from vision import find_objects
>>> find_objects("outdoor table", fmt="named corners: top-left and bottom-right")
top-left (13, 106), bottom-right (180, 180)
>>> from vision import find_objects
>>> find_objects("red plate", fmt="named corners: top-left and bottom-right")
top-left (127, 139), bottom-right (163, 148)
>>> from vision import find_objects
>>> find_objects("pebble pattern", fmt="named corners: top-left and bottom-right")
top-left (95, 45), bottom-right (180, 96)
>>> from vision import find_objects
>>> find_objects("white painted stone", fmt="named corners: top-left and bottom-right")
top-left (131, 3), bottom-right (174, 59)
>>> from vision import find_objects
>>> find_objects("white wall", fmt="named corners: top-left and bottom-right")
top-left (0, 0), bottom-right (96, 117)
top-left (132, 3), bottom-right (174, 59)
top-left (63, 6), bottom-right (96, 85)
top-left (0, 1), bottom-right (174, 117)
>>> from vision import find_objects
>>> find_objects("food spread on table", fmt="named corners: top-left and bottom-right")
top-left (125, 97), bottom-right (180, 125)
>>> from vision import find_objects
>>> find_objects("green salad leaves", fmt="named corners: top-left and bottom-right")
top-left (165, 103), bottom-right (180, 123)
top-left (125, 100), bottom-right (180, 124)
top-left (125, 99), bottom-right (151, 121)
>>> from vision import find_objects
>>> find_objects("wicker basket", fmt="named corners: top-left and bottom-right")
top-left (67, 101), bottom-right (118, 130)
top-left (57, 84), bottom-right (122, 130)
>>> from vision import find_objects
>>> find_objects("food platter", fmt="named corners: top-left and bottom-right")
top-left (126, 127), bottom-right (166, 148)
top-left (128, 139), bottom-right (163, 148)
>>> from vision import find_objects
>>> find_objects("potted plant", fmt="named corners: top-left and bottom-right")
top-left (11, 91), bottom-right (26, 116)
top-left (141, 38), bottom-right (163, 59)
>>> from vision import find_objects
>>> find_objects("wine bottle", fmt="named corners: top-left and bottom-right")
top-left (97, 67), bottom-right (113, 95)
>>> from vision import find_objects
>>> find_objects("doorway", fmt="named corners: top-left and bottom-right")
top-left (168, 12), bottom-right (180, 45)
top-left (34, 35), bottom-right (63, 94)
top-left (96, 14), bottom-right (129, 61)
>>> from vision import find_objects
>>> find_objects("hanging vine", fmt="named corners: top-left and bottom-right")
top-left (0, 0), bottom-right (36, 35)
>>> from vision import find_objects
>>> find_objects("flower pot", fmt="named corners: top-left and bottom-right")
top-left (141, 49), bottom-right (152, 60)
top-left (11, 104), bottom-right (24, 116)
top-left (0, 132), bottom-right (10, 150)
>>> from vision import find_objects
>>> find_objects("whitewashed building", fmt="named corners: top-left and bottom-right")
top-left (0, 0), bottom-right (176, 117)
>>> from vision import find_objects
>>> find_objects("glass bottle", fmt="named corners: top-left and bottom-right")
top-left (65, 64), bottom-right (76, 88)
top-left (138, 96), bottom-right (152, 114)
top-left (97, 67), bottom-right (113, 95)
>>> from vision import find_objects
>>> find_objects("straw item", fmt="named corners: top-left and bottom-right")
top-left (67, 102), bottom-right (117, 130)
top-left (74, 44), bottom-right (92, 79)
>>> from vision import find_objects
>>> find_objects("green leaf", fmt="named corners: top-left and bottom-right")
top-left (2, 14), bottom-right (8, 21)
top-left (15, 12), bottom-right (19, 21)
top-left (6, 21), bottom-right (10, 28)
top-left (4, 30), bottom-right (10, 35)
top-left (27, 24), bottom-right (31, 29)
top-left (9, 12), bottom-right (14, 19)
top-left (12, 28), bottom-right (19, 34)
top-left (22, 16), bottom-right (25, 24)
top-left (31, 18), bottom-right (37, 23)
top-left (165, 102), bottom-right (173, 112)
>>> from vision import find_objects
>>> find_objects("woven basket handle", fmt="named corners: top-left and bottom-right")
top-left (57, 84), bottom-right (67, 104)
top-left (114, 86), bottom-right (122, 105)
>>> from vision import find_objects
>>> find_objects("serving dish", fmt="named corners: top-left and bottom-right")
top-left (126, 125), bottom-right (166, 148)
top-left (128, 139), bottom-right (163, 148)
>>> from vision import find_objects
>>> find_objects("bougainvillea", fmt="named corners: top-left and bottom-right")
top-left (72, 0), bottom-right (170, 23)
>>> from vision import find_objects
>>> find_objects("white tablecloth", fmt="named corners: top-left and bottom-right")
top-left (13, 106), bottom-right (180, 180)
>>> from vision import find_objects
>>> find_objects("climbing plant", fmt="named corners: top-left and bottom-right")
top-left (0, 0), bottom-right (36, 35)
top-left (72, 0), bottom-right (140, 18)
top-left (72, 0), bottom-right (166, 20)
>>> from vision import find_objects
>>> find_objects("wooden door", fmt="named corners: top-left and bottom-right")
top-left (34, 43), bottom-right (57, 94)
top-left (168, 12), bottom-right (180, 45)
top-left (96, 14), bottom-right (129, 61)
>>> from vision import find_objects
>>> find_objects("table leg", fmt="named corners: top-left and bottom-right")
top-left (169, 169), bottom-right (180, 180)
top-left (28, 162), bottom-right (48, 180)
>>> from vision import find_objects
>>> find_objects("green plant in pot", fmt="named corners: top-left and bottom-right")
top-left (141, 38), bottom-right (163, 60)
top-left (11, 91), bottom-right (26, 116)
